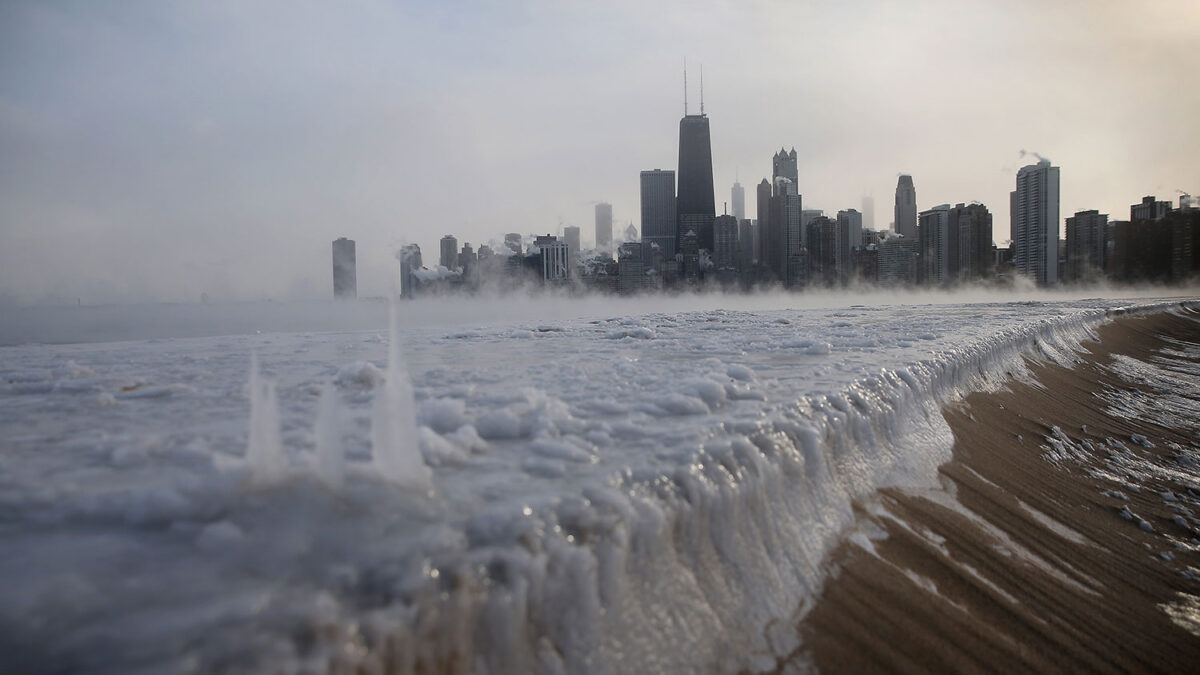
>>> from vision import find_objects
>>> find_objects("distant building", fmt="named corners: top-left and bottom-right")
top-left (440, 235), bottom-right (459, 271)
top-left (952, 203), bottom-right (994, 281)
top-left (771, 177), bottom-right (803, 286)
top-left (806, 216), bottom-right (839, 286)
top-left (678, 112), bottom-right (716, 251)
top-left (773, 147), bottom-right (798, 185)
top-left (1131, 195), bottom-right (1172, 222)
top-left (563, 226), bottom-right (581, 273)
top-left (1064, 210), bottom-right (1108, 282)
top-left (595, 203), bottom-right (613, 252)
top-left (618, 241), bottom-right (646, 294)
top-left (504, 233), bottom-right (522, 255)
top-left (756, 178), bottom-right (773, 275)
top-left (852, 245), bottom-right (879, 284)
top-left (458, 242), bottom-right (476, 277)
top-left (894, 175), bottom-right (917, 239)
top-left (332, 237), bottom-right (356, 299)
top-left (534, 235), bottom-right (569, 282)
top-left (918, 204), bottom-right (952, 285)
top-left (641, 169), bottom-right (676, 262)
top-left (738, 219), bottom-right (755, 275)
top-left (879, 235), bottom-right (918, 285)
top-left (713, 214), bottom-right (739, 273)
top-left (731, 180), bottom-right (746, 221)
top-left (398, 243), bottom-right (421, 299)
top-left (680, 229), bottom-right (700, 282)
top-left (837, 209), bottom-right (863, 277)
top-left (1011, 160), bottom-right (1060, 285)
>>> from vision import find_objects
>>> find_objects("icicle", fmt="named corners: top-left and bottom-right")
top-left (371, 302), bottom-right (433, 491)
top-left (246, 351), bottom-right (286, 486)
top-left (314, 380), bottom-right (344, 489)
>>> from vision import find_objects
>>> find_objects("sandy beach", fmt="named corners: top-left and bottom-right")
top-left (794, 306), bottom-right (1200, 673)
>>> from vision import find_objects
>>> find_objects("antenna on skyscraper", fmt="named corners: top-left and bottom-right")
top-left (683, 58), bottom-right (688, 115)
top-left (700, 64), bottom-right (705, 115)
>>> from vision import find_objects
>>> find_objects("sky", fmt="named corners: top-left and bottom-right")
top-left (1, 0), bottom-right (1197, 305)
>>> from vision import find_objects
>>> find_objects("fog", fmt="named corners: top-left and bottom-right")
top-left (4, 284), bottom-right (1195, 346)
top-left (1, 0), bottom-right (1198, 305)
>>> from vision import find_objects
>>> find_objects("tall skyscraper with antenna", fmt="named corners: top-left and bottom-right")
top-left (677, 65), bottom-right (716, 252)
top-left (731, 176), bottom-right (745, 222)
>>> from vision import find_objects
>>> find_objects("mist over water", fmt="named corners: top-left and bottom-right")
top-left (2, 284), bottom-right (1195, 346)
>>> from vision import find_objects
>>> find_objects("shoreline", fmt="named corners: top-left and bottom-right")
top-left (793, 307), bottom-right (1200, 673)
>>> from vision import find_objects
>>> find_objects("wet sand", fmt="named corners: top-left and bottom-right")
top-left (793, 307), bottom-right (1200, 673)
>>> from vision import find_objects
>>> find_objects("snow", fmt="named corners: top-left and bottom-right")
top-left (0, 296), bottom-right (1196, 673)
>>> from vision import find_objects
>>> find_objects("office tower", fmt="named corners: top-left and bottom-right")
top-left (595, 203), bottom-right (613, 252)
top-left (1064, 210), bottom-right (1108, 282)
top-left (563, 226), bottom-right (580, 273)
top-left (677, 99), bottom-right (716, 251)
top-left (680, 228), bottom-right (700, 281)
top-left (1131, 196), bottom-right (1172, 222)
top-left (713, 214), bottom-right (739, 271)
top-left (624, 223), bottom-right (638, 242)
top-left (731, 180), bottom-right (745, 221)
top-left (534, 235), bottom-right (569, 282)
top-left (952, 203), bottom-right (993, 281)
top-left (770, 177), bottom-right (802, 285)
top-left (504, 233), bottom-right (522, 255)
top-left (772, 148), bottom-right (798, 185)
top-left (862, 195), bottom-right (875, 231)
top-left (805, 216), bottom-right (838, 286)
top-left (398, 243), bottom-right (422, 299)
top-left (879, 235), bottom-right (918, 285)
top-left (894, 175), bottom-right (917, 238)
top-left (640, 169), bottom-right (676, 265)
top-left (617, 242), bottom-right (646, 294)
top-left (738, 219), bottom-right (755, 272)
top-left (1010, 159), bottom-right (1060, 285)
top-left (837, 209), bottom-right (863, 251)
top-left (440, 235), bottom-right (459, 270)
top-left (332, 237), bottom-right (357, 299)
top-left (756, 179), bottom-right (772, 269)
top-left (458, 243), bottom-right (477, 277)
top-left (917, 204), bottom-right (952, 285)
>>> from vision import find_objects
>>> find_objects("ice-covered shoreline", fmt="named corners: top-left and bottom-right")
top-left (1, 298), bottom-right (1197, 673)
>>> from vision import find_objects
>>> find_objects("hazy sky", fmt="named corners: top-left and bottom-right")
top-left (2, 0), bottom-right (1197, 304)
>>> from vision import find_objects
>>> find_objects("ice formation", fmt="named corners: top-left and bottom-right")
top-left (0, 297), bottom-right (1196, 673)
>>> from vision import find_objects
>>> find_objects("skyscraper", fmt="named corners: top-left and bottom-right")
top-left (1064, 209), bottom-right (1107, 281)
top-left (917, 204), bottom-right (952, 285)
top-left (756, 178), bottom-right (772, 270)
top-left (595, 203), bottom-right (613, 252)
top-left (332, 237), bottom-right (356, 299)
top-left (772, 148), bottom-right (798, 185)
top-left (952, 202), bottom-right (994, 281)
top-left (563, 226), bottom-right (581, 273)
top-left (894, 175), bottom-right (917, 238)
top-left (439, 235), bottom-right (458, 271)
top-left (641, 169), bottom-right (677, 263)
top-left (712, 214), bottom-right (739, 272)
top-left (731, 180), bottom-right (745, 221)
top-left (677, 110), bottom-right (715, 251)
top-left (1010, 159), bottom-right (1060, 285)
top-left (398, 243), bottom-right (421, 299)
top-left (837, 209), bottom-right (863, 250)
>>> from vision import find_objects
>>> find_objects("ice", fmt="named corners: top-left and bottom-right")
top-left (1, 296), bottom-right (1197, 673)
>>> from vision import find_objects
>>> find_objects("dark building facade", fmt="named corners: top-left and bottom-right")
top-left (641, 169), bottom-right (677, 264)
top-left (894, 175), bottom-right (917, 239)
top-left (1064, 210), bottom-right (1108, 282)
top-left (677, 114), bottom-right (716, 251)
top-left (332, 237), bottom-right (356, 299)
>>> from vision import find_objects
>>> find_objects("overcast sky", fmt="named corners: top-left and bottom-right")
top-left (2, 0), bottom-right (1197, 304)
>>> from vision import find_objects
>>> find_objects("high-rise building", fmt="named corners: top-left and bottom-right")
top-left (595, 203), bottom-right (613, 252)
top-left (894, 175), bottom-right (917, 238)
top-left (771, 177), bottom-right (802, 286)
top-left (1010, 159), bottom-right (1060, 285)
top-left (641, 169), bottom-right (677, 263)
top-left (713, 214), bottom-right (739, 272)
top-left (1064, 210), bottom-right (1108, 281)
top-left (504, 233), bottom-right (522, 255)
top-left (879, 235), bottom-right (918, 285)
top-left (738, 219), bottom-right (755, 273)
top-left (917, 204), bottom-right (952, 285)
top-left (952, 203), bottom-right (993, 281)
top-left (332, 237), bottom-right (357, 299)
top-left (440, 234), bottom-right (459, 270)
top-left (398, 243), bottom-right (421, 299)
top-left (837, 209), bottom-right (863, 250)
top-left (534, 235), bottom-right (569, 282)
top-left (731, 180), bottom-right (745, 221)
top-left (756, 179), bottom-right (772, 271)
top-left (773, 148), bottom-right (798, 185)
top-left (1131, 196), bottom-right (1172, 222)
top-left (862, 195), bottom-right (875, 231)
top-left (806, 216), bottom-right (838, 286)
top-left (563, 226), bottom-right (581, 272)
top-left (677, 111), bottom-right (715, 251)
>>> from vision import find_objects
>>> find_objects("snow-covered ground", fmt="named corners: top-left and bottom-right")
top-left (1, 294), bottom-right (1196, 673)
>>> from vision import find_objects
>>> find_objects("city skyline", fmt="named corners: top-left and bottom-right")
top-left (1, 1), bottom-right (1197, 303)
